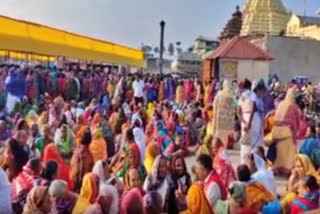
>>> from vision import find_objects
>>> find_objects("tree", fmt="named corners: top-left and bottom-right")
top-left (168, 43), bottom-right (175, 56)
top-left (141, 45), bottom-right (153, 58)
top-left (154, 47), bottom-right (160, 54)
top-left (176, 47), bottom-right (183, 55)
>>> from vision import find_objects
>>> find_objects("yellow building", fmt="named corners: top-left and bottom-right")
top-left (286, 14), bottom-right (320, 41)
top-left (241, 0), bottom-right (290, 36)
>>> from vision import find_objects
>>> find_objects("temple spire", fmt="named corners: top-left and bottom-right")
top-left (241, 0), bottom-right (290, 36)
top-left (219, 5), bottom-right (243, 40)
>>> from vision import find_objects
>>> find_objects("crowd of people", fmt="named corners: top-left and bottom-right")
top-left (0, 63), bottom-right (320, 214)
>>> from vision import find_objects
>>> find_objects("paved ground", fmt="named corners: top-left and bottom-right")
top-left (185, 143), bottom-right (288, 196)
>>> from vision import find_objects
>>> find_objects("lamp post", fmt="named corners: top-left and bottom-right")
top-left (159, 20), bottom-right (165, 75)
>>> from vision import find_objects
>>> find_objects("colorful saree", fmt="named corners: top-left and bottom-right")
top-left (290, 191), bottom-right (320, 214)
top-left (181, 183), bottom-right (213, 214)
top-left (42, 143), bottom-right (73, 189)
top-left (11, 160), bottom-right (41, 205)
top-left (175, 85), bottom-right (185, 105)
top-left (89, 128), bottom-right (107, 163)
top-left (79, 173), bottom-right (99, 204)
top-left (214, 148), bottom-right (236, 189)
top-left (116, 143), bottom-right (146, 182)
top-left (269, 88), bottom-right (300, 175)
top-left (144, 142), bottom-right (160, 175)
top-left (244, 181), bottom-right (275, 212)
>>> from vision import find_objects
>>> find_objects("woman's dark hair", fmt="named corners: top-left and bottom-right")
top-left (29, 157), bottom-right (42, 172)
top-left (171, 155), bottom-right (187, 174)
top-left (41, 161), bottom-right (58, 181)
top-left (256, 146), bottom-right (267, 161)
top-left (125, 128), bottom-right (135, 142)
top-left (59, 115), bottom-right (67, 127)
top-left (17, 120), bottom-right (27, 130)
top-left (301, 175), bottom-right (319, 191)
top-left (243, 79), bottom-right (252, 90)
top-left (81, 131), bottom-right (92, 145)
top-left (237, 164), bottom-right (251, 182)
top-left (143, 191), bottom-right (162, 214)
top-left (309, 124), bottom-right (317, 137)
top-left (8, 138), bottom-right (29, 174)
top-left (196, 154), bottom-right (213, 172)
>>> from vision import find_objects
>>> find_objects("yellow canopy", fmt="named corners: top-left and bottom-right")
top-left (0, 15), bottom-right (144, 67)
top-left (0, 50), bottom-right (56, 62)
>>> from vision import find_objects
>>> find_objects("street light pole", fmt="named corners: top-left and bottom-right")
top-left (159, 20), bottom-right (165, 75)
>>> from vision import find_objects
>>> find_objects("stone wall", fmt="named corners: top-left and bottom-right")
top-left (253, 36), bottom-right (320, 83)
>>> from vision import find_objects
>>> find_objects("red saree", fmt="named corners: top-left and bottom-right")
top-left (43, 143), bottom-right (73, 189)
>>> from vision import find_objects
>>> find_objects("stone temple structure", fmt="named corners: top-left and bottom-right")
top-left (241, 0), bottom-right (290, 36)
top-left (219, 6), bottom-right (243, 40)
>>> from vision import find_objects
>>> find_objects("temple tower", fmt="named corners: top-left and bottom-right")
top-left (241, 0), bottom-right (290, 36)
top-left (219, 6), bottom-right (243, 40)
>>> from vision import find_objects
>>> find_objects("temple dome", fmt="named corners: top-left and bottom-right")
top-left (219, 6), bottom-right (243, 40)
top-left (241, 0), bottom-right (290, 36)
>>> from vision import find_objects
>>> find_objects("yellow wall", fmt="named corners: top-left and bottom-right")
top-left (0, 15), bottom-right (144, 67)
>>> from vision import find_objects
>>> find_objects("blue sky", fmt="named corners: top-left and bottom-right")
top-left (0, 0), bottom-right (318, 50)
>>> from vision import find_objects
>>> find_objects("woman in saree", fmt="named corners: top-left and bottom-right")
top-left (84, 184), bottom-right (119, 214)
top-left (72, 173), bottom-right (99, 214)
top-left (4, 138), bottom-right (29, 180)
top-left (237, 79), bottom-right (265, 164)
top-left (108, 106), bottom-right (121, 134)
top-left (37, 111), bottom-right (49, 133)
top-left (49, 97), bottom-right (64, 128)
top-left (247, 153), bottom-right (277, 197)
top-left (0, 120), bottom-right (11, 146)
top-left (70, 131), bottom-right (94, 193)
top-left (282, 154), bottom-right (319, 211)
top-left (115, 143), bottom-right (146, 182)
top-left (143, 155), bottom-right (169, 209)
top-left (236, 164), bottom-right (275, 212)
top-left (158, 79), bottom-right (165, 101)
top-left (195, 80), bottom-right (204, 104)
top-left (92, 160), bottom-right (123, 194)
top-left (35, 125), bottom-right (52, 155)
top-left (146, 102), bottom-right (155, 121)
top-left (77, 118), bottom-right (90, 141)
top-left (178, 183), bottom-right (213, 214)
top-left (289, 175), bottom-right (320, 214)
top-left (299, 124), bottom-right (320, 169)
top-left (11, 158), bottom-right (43, 212)
top-left (25, 70), bottom-right (37, 101)
top-left (73, 115), bottom-right (85, 136)
top-left (43, 143), bottom-right (73, 189)
top-left (144, 141), bottom-right (161, 175)
top-left (211, 137), bottom-right (236, 188)
top-left (145, 120), bottom-right (155, 146)
top-left (266, 88), bottom-right (300, 176)
top-left (14, 119), bottom-right (29, 146)
top-left (89, 127), bottom-right (107, 163)
top-left (124, 168), bottom-right (145, 196)
top-left (107, 77), bottom-right (115, 98)
top-left (215, 181), bottom-right (257, 214)
top-left (54, 124), bottom-right (74, 161)
top-left (175, 81), bottom-right (185, 106)
top-left (49, 180), bottom-right (78, 214)
top-left (23, 186), bottom-right (52, 214)
top-left (165, 155), bottom-right (191, 213)
top-left (204, 81), bottom-right (212, 105)
top-left (196, 134), bottom-right (212, 156)
top-left (143, 191), bottom-right (163, 214)
top-left (121, 187), bottom-right (144, 214)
